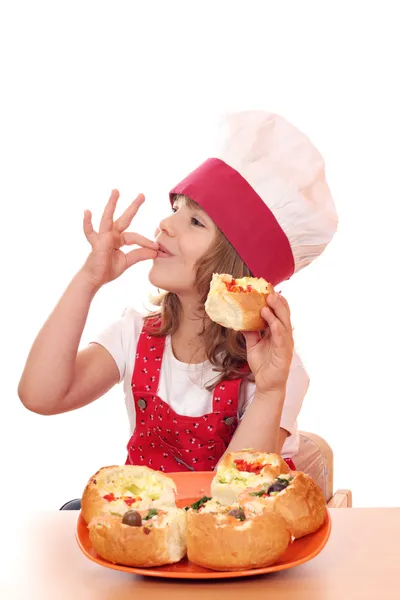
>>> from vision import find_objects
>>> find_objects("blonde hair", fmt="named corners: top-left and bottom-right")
top-left (146, 195), bottom-right (254, 389)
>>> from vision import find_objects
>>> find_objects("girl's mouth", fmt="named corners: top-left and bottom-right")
top-left (156, 243), bottom-right (174, 258)
top-left (156, 249), bottom-right (173, 259)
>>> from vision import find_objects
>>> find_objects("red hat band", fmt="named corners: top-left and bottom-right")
top-left (169, 158), bottom-right (295, 286)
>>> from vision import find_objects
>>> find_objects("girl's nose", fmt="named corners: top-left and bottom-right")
top-left (158, 213), bottom-right (177, 237)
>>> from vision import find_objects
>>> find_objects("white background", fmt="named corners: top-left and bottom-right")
top-left (1, 0), bottom-right (399, 512)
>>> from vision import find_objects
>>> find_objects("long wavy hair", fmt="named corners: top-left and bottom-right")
top-left (145, 195), bottom-right (254, 389)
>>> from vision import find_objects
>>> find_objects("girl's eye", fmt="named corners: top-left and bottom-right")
top-left (191, 217), bottom-right (205, 227)
top-left (171, 206), bottom-right (204, 227)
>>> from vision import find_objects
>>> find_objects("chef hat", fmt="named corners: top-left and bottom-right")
top-left (169, 110), bottom-right (338, 286)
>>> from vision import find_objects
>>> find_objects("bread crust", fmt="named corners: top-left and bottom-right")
top-left (187, 504), bottom-right (291, 570)
top-left (81, 465), bottom-right (177, 525)
top-left (239, 471), bottom-right (326, 539)
top-left (205, 274), bottom-right (274, 331)
top-left (88, 509), bottom-right (187, 567)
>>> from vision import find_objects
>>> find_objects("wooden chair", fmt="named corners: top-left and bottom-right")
top-left (298, 431), bottom-right (352, 508)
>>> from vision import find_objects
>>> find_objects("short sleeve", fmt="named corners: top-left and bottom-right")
top-left (90, 308), bottom-right (144, 384)
top-left (239, 349), bottom-right (310, 436)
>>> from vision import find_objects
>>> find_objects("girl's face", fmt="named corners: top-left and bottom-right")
top-left (148, 196), bottom-right (217, 296)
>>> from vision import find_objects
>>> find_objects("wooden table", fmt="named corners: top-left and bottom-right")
top-left (1, 509), bottom-right (399, 600)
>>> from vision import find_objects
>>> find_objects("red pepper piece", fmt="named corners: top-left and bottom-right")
top-left (123, 495), bottom-right (142, 506)
top-left (234, 459), bottom-right (271, 474)
top-left (103, 493), bottom-right (117, 502)
top-left (123, 497), bottom-right (136, 506)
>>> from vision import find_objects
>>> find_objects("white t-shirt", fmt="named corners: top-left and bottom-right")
top-left (92, 308), bottom-right (309, 459)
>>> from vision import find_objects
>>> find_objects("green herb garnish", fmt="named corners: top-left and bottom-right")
top-left (143, 508), bottom-right (159, 520)
top-left (277, 476), bottom-right (293, 484)
top-left (249, 486), bottom-right (269, 497)
top-left (185, 495), bottom-right (212, 511)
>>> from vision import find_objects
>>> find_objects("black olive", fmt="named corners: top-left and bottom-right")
top-left (267, 480), bottom-right (289, 494)
top-left (122, 510), bottom-right (142, 527)
top-left (228, 508), bottom-right (246, 521)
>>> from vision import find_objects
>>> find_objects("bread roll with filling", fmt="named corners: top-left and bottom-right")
top-left (82, 457), bottom-right (326, 571)
top-left (211, 449), bottom-right (290, 505)
top-left (81, 465), bottom-right (177, 525)
top-left (238, 471), bottom-right (326, 539)
top-left (205, 273), bottom-right (274, 331)
top-left (186, 499), bottom-right (291, 571)
top-left (88, 507), bottom-right (187, 567)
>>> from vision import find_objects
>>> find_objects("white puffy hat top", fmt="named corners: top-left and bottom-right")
top-left (170, 110), bottom-right (338, 285)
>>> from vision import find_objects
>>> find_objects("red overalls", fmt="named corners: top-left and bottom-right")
top-left (125, 320), bottom-right (296, 472)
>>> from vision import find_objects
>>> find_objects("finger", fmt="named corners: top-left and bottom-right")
top-left (99, 189), bottom-right (120, 234)
top-left (83, 210), bottom-right (96, 244)
top-left (266, 293), bottom-right (292, 331)
top-left (260, 306), bottom-right (286, 348)
top-left (277, 292), bottom-right (291, 316)
top-left (123, 231), bottom-right (159, 250)
top-left (125, 247), bottom-right (158, 269)
top-left (114, 194), bottom-right (145, 233)
top-left (242, 331), bottom-right (261, 352)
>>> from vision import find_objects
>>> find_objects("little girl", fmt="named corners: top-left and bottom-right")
top-left (18, 110), bottom-right (337, 475)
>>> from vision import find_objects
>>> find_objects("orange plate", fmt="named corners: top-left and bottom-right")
top-left (75, 471), bottom-right (332, 580)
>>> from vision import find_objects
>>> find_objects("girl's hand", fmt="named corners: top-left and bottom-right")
top-left (81, 190), bottom-right (159, 290)
top-left (242, 293), bottom-right (294, 394)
